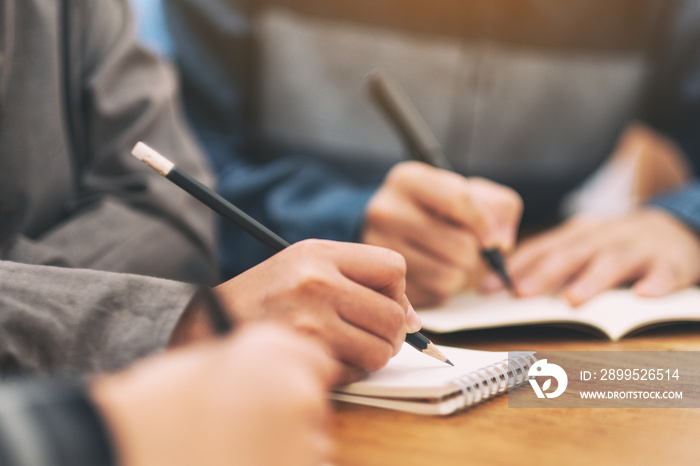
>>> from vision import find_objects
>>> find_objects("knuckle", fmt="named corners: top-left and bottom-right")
top-left (364, 200), bottom-right (395, 229)
top-left (295, 270), bottom-right (332, 296)
top-left (387, 161), bottom-right (423, 186)
top-left (289, 312), bottom-right (323, 336)
top-left (288, 239), bottom-right (317, 258)
top-left (293, 238), bottom-right (335, 257)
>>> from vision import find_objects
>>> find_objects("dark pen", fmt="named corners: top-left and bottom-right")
top-left (132, 142), bottom-right (453, 366)
top-left (366, 68), bottom-right (516, 293)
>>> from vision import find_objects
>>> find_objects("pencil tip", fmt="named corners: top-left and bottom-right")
top-left (422, 342), bottom-right (453, 366)
top-left (446, 359), bottom-right (454, 367)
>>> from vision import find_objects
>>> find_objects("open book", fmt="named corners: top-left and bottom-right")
top-left (417, 289), bottom-right (700, 341)
top-left (332, 344), bottom-right (536, 415)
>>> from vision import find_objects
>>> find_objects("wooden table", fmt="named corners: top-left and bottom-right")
top-left (330, 324), bottom-right (700, 466)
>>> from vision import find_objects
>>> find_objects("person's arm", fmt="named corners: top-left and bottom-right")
top-left (92, 323), bottom-right (338, 466)
top-left (0, 0), bottom-right (217, 284)
top-left (0, 261), bottom-right (197, 374)
top-left (489, 2), bottom-right (700, 306)
top-left (0, 323), bottom-right (339, 466)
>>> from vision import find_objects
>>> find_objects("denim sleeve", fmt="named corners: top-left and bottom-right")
top-left (215, 144), bottom-right (380, 278)
top-left (649, 182), bottom-right (700, 233)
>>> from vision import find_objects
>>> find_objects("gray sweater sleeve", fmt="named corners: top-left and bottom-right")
top-left (0, 261), bottom-right (197, 374)
top-left (1, 0), bottom-right (218, 285)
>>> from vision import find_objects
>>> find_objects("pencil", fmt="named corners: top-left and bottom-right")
top-left (366, 69), bottom-right (516, 294)
top-left (132, 142), bottom-right (453, 366)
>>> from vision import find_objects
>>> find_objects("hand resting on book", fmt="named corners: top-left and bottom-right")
top-left (482, 209), bottom-right (700, 306)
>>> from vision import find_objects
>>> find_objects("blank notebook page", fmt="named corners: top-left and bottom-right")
top-left (337, 343), bottom-right (512, 399)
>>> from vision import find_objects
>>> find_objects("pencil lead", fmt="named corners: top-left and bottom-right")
top-left (423, 342), bottom-right (453, 367)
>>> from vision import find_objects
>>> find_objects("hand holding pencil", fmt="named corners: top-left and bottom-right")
top-left (132, 142), bottom-right (452, 383)
top-left (363, 69), bottom-right (523, 306)
top-left (362, 163), bottom-right (522, 306)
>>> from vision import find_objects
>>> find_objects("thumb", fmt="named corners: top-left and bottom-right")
top-left (468, 179), bottom-right (523, 251)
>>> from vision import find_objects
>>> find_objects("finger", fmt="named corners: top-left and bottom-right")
top-left (468, 178), bottom-right (523, 251)
top-left (634, 262), bottom-right (681, 297)
top-left (328, 241), bottom-right (407, 301)
top-left (328, 319), bottom-right (398, 372)
top-left (335, 280), bottom-right (407, 352)
top-left (399, 239), bottom-right (469, 302)
top-left (564, 251), bottom-right (647, 306)
top-left (509, 220), bottom-right (592, 278)
top-left (334, 363), bottom-right (367, 386)
top-left (367, 194), bottom-right (482, 269)
top-left (515, 244), bottom-right (597, 297)
top-left (402, 295), bottom-right (422, 333)
top-left (390, 163), bottom-right (513, 249)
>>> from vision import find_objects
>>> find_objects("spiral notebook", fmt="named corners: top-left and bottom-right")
top-left (331, 344), bottom-right (536, 415)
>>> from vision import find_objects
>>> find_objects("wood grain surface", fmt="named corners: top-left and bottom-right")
top-left (329, 323), bottom-right (700, 466)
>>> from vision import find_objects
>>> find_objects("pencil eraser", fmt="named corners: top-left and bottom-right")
top-left (131, 142), bottom-right (174, 176)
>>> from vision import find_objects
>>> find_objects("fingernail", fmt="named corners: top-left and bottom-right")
top-left (405, 302), bottom-right (422, 333)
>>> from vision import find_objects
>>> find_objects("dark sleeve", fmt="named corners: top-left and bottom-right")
top-left (0, 379), bottom-right (113, 466)
top-left (0, 261), bottom-right (197, 374)
top-left (6, 0), bottom-right (218, 284)
top-left (643, 0), bottom-right (700, 175)
top-left (165, 0), bottom-right (383, 278)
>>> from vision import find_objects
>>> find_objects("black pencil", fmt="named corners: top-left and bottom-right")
top-left (366, 69), bottom-right (516, 294)
top-left (132, 142), bottom-right (453, 366)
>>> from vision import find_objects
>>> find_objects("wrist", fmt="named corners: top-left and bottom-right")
top-left (168, 292), bottom-right (214, 348)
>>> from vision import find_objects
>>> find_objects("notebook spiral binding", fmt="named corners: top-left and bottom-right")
top-left (448, 352), bottom-right (537, 410)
